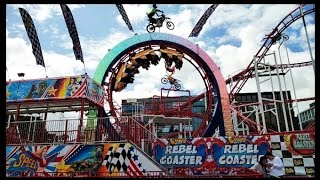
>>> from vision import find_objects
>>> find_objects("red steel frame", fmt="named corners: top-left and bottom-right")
top-left (226, 4), bottom-right (315, 101)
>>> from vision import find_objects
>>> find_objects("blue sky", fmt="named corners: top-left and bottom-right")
top-left (6, 4), bottom-right (315, 114)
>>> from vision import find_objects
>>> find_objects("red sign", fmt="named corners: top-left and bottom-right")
top-left (284, 133), bottom-right (315, 156)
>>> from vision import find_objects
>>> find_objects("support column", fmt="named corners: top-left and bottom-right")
top-left (273, 52), bottom-right (289, 131)
top-left (77, 100), bottom-right (84, 142)
top-left (300, 5), bottom-right (315, 74)
top-left (284, 40), bottom-right (302, 130)
top-left (254, 57), bottom-right (265, 133)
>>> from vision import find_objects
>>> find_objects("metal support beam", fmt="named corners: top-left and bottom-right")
top-left (254, 57), bottom-right (266, 133)
top-left (273, 52), bottom-right (289, 131)
top-left (300, 5), bottom-right (315, 74)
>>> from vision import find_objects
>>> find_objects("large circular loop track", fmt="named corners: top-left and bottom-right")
top-left (93, 33), bottom-right (233, 136)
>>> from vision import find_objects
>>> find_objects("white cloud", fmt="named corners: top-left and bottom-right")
top-left (6, 35), bottom-right (81, 80)
top-left (9, 4), bottom-right (85, 22)
top-left (116, 4), bottom-right (150, 26)
top-left (6, 4), bottom-right (315, 118)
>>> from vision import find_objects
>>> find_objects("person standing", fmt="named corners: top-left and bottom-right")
top-left (265, 151), bottom-right (285, 178)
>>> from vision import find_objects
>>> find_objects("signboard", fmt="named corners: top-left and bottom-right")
top-left (6, 143), bottom-right (162, 177)
top-left (6, 75), bottom-right (104, 107)
top-left (155, 133), bottom-right (315, 176)
top-left (284, 133), bottom-right (315, 156)
top-left (127, 98), bottom-right (137, 103)
top-left (154, 136), bottom-right (270, 169)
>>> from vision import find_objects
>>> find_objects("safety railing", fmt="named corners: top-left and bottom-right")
top-left (173, 167), bottom-right (263, 178)
top-left (6, 171), bottom-right (165, 178)
top-left (6, 117), bottom-right (126, 145)
top-left (117, 116), bottom-right (165, 156)
top-left (6, 116), bottom-right (163, 156)
top-left (6, 168), bottom-right (263, 178)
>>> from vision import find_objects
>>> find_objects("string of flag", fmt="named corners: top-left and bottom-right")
top-left (116, 4), bottom-right (134, 32)
top-left (19, 8), bottom-right (46, 68)
top-left (60, 4), bottom-right (86, 74)
top-left (189, 4), bottom-right (219, 37)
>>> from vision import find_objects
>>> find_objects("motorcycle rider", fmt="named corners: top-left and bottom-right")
top-left (147, 4), bottom-right (164, 26)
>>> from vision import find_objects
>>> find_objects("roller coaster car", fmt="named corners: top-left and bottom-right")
top-left (146, 54), bottom-right (160, 65)
top-left (114, 82), bottom-right (126, 92)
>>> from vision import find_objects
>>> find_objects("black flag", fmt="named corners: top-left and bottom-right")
top-left (116, 4), bottom-right (134, 32)
top-left (189, 4), bottom-right (219, 37)
top-left (60, 4), bottom-right (84, 62)
top-left (19, 8), bottom-right (45, 67)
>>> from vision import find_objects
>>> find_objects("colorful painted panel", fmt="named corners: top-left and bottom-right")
top-left (6, 75), bottom-right (104, 107)
top-left (154, 133), bottom-right (315, 176)
top-left (154, 136), bottom-right (270, 169)
top-left (6, 143), bottom-right (163, 177)
top-left (270, 133), bottom-right (315, 176)
top-left (85, 76), bottom-right (104, 107)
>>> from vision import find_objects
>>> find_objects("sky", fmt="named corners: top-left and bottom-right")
top-left (6, 4), bottom-right (315, 120)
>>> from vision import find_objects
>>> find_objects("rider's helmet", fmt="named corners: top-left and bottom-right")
top-left (153, 4), bottom-right (157, 8)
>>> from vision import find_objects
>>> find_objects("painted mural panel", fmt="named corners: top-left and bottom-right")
top-left (154, 136), bottom-right (270, 169)
top-left (6, 75), bottom-right (104, 107)
top-left (154, 133), bottom-right (315, 176)
top-left (85, 76), bottom-right (104, 107)
top-left (270, 133), bottom-right (315, 176)
top-left (6, 143), bottom-right (163, 177)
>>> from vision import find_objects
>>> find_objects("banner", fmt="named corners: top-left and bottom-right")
top-left (6, 75), bottom-right (104, 107)
top-left (270, 133), bottom-right (315, 176)
top-left (155, 133), bottom-right (315, 176)
top-left (6, 143), bottom-right (162, 177)
top-left (189, 4), bottom-right (219, 37)
top-left (19, 8), bottom-right (45, 67)
top-left (154, 136), bottom-right (270, 169)
top-left (116, 4), bottom-right (134, 32)
top-left (60, 4), bottom-right (84, 62)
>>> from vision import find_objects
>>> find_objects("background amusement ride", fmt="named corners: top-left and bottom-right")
top-left (6, 4), bottom-right (315, 178)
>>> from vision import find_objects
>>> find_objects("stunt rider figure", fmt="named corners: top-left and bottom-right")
top-left (147, 4), bottom-right (164, 26)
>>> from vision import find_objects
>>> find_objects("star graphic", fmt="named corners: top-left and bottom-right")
top-left (138, 163), bottom-right (142, 167)
top-left (55, 160), bottom-right (72, 173)
top-left (142, 169), bottom-right (146, 173)
top-left (6, 90), bottom-right (10, 99)
top-left (129, 146), bottom-right (134, 152)
top-left (48, 86), bottom-right (58, 96)
top-left (133, 154), bottom-right (138, 161)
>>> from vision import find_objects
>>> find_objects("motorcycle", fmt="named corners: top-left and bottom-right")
top-left (161, 75), bottom-right (181, 90)
top-left (146, 13), bottom-right (175, 33)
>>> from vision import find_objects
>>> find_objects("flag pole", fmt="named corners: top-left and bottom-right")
top-left (44, 66), bottom-right (48, 78)
top-left (82, 61), bottom-right (87, 75)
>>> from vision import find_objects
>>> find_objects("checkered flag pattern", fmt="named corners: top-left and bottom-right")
top-left (60, 4), bottom-right (84, 62)
top-left (102, 144), bottom-right (132, 172)
top-left (19, 8), bottom-right (45, 67)
top-left (116, 4), bottom-right (134, 32)
top-left (189, 4), bottom-right (219, 37)
top-left (102, 146), bottom-right (114, 169)
top-left (269, 135), bottom-right (315, 176)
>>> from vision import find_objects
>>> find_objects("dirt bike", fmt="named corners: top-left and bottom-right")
top-left (146, 13), bottom-right (175, 33)
top-left (161, 75), bottom-right (181, 90)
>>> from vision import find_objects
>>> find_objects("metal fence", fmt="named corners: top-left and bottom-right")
top-left (6, 117), bottom-right (161, 157)
top-left (6, 117), bottom-right (124, 145)
top-left (6, 169), bottom-right (263, 178)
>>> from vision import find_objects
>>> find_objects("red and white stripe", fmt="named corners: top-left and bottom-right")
top-left (72, 79), bottom-right (87, 97)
